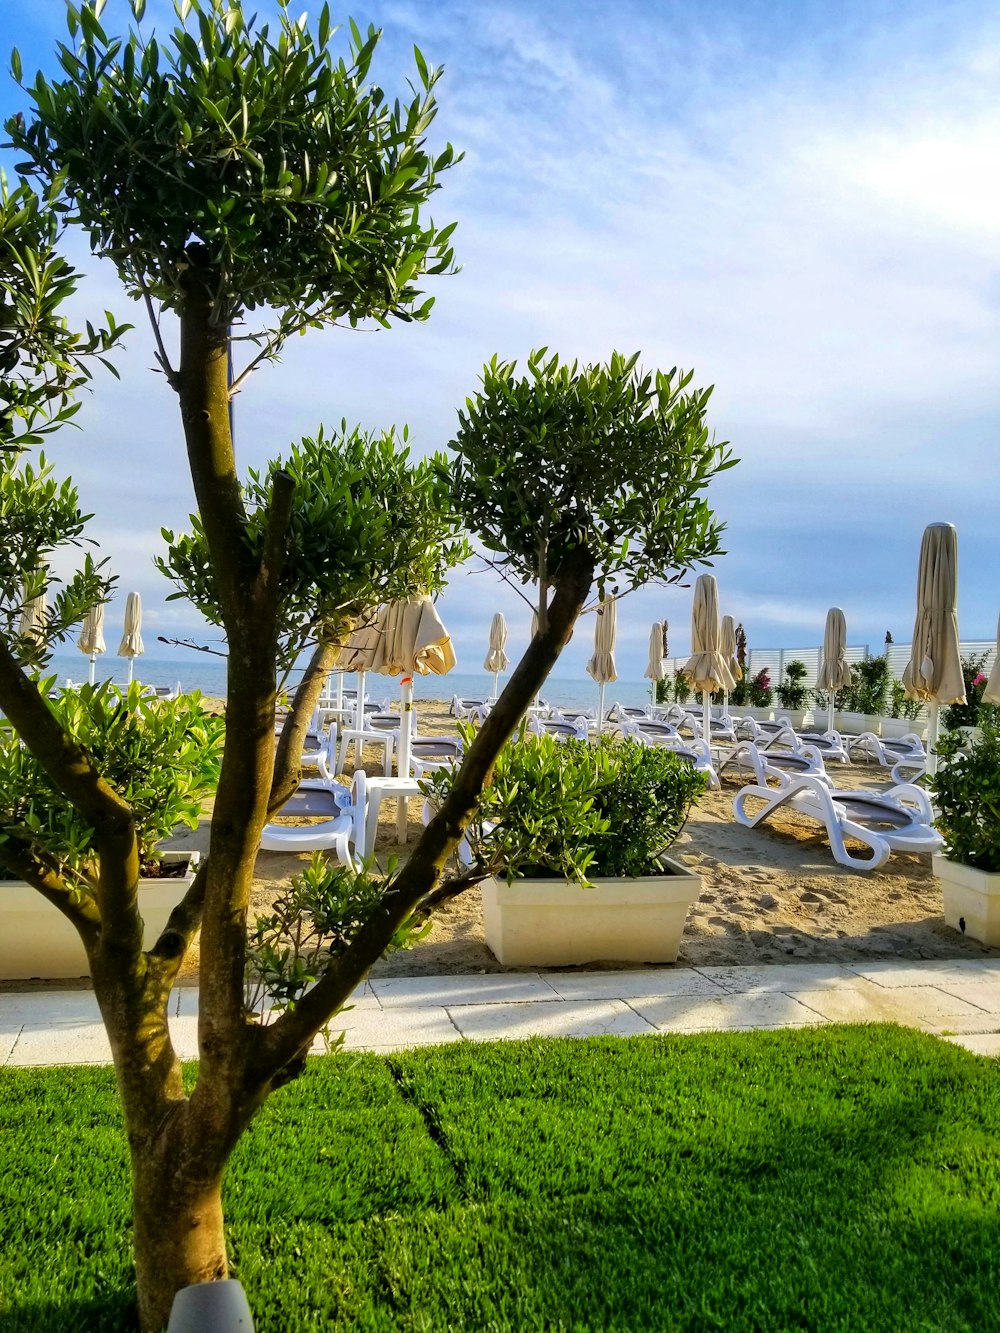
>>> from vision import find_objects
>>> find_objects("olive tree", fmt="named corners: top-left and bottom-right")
top-left (158, 423), bottom-right (469, 811)
top-left (0, 3), bottom-right (735, 1326)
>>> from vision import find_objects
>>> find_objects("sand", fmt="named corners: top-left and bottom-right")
top-left (158, 695), bottom-right (996, 983)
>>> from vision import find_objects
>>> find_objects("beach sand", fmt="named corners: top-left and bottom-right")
top-left (159, 695), bottom-right (996, 982)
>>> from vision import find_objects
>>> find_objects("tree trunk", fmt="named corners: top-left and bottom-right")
top-left (132, 1149), bottom-right (228, 1333)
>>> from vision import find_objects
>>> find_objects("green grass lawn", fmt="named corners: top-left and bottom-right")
top-left (2, 1027), bottom-right (1000, 1331)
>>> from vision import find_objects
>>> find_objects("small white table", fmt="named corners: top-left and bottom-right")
top-left (363, 775), bottom-right (423, 851)
top-left (335, 728), bottom-right (394, 777)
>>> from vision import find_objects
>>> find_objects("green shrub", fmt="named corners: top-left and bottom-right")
top-left (435, 733), bottom-right (707, 884)
top-left (942, 653), bottom-right (998, 731)
top-left (842, 655), bottom-right (889, 715)
top-left (0, 682), bottom-right (224, 878)
top-left (930, 723), bottom-right (1000, 872)
top-left (775, 659), bottom-right (808, 711)
top-left (747, 667), bottom-right (773, 708)
top-left (889, 678), bottom-right (923, 721)
top-left (673, 669), bottom-right (691, 705)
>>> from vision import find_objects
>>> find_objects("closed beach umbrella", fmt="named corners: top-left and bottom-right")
top-left (118, 592), bottom-right (145, 685)
top-left (683, 574), bottom-right (735, 740)
top-left (19, 585), bottom-right (47, 648)
top-left (371, 595), bottom-right (456, 839)
top-left (817, 607), bottom-right (852, 732)
top-left (483, 612), bottom-right (509, 700)
top-left (720, 614), bottom-right (742, 721)
top-left (78, 603), bottom-right (107, 686)
top-left (902, 523), bottom-right (965, 774)
top-left (339, 611), bottom-right (382, 742)
top-left (644, 621), bottom-right (667, 683)
top-left (984, 613), bottom-right (1000, 706)
top-left (586, 596), bottom-right (618, 733)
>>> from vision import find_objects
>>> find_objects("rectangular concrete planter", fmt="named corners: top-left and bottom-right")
top-left (835, 711), bottom-right (881, 736)
top-left (481, 855), bottom-right (702, 967)
top-left (0, 851), bottom-right (200, 980)
top-left (935, 854), bottom-right (1000, 947)
top-left (880, 716), bottom-right (926, 741)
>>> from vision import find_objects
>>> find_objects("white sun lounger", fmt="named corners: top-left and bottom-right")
top-left (259, 771), bottom-right (367, 864)
top-left (732, 771), bottom-right (941, 871)
top-left (714, 740), bottom-right (831, 788)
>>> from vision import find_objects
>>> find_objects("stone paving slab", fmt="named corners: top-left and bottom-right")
top-left (787, 985), bottom-right (997, 1034)
top-left (694, 964), bottom-right (863, 993)
top-left (932, 981), bottom-right (1000, 1014)
top-left (369, 974), bottom-right (558, 1007)
top-left (542, 970), bottom-right (727, 1001)
top-left (0, 1026), bottom-right (21, 1063)
top-left (333, 1007), bottom-right (461, 1049)
top-left (0, 992), bottom-right (102, 1024)
top-left (945, 1033), bottom-right (1000, 1057)
top-left (850, 960), bottom-right (1000, 989)
top-left (448, 999), bottom-right (654, 1041)
top-left (628, 992), bottom-right (827, 1032)
top-left (8, 1021), bottom-right (112, 1066)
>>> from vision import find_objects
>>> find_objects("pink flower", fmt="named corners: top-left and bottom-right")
top-left (973, 673), bottom-right (987, 687)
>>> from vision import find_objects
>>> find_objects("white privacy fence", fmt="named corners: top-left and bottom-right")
top-left (660, 639), bottom-right (997, 692)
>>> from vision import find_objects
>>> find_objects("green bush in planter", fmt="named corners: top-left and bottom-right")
top-left (775, 660), bottom-right (808, 711)
top-left (929, 724), bottom-right (1000, 873)
top-left (0, 682), bottom-right (224, 882)
top-left (432, 733), bottom-right (707, 885)
top-left (889, 679), bottom-right (923, 722)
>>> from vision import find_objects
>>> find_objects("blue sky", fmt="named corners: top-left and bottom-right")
top-left (2, 0), bottom-right (998, 681)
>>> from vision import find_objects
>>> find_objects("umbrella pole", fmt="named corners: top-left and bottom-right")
top-left (492, 670), bottom-right (499, 701)
top-left (597, 681), bottom-right (606, 735)
top-left (126, 657), bottom-right (134, 686)
top-left (88, 654), bottom-right (96, 687)
top-left (927, 701), bottom-right (940, 777)
top-left (828, 690), bottom-right (835, 735)
top-left (396, 675), bottom-right (414, 842)
top-left (723, 690), bottom-right (729, 723)
top-left (335, 670), bottom-right (343, 713)
top-left (354, 670), bottom-right (367, 768)
top-left (701, 690), bottom-right (710, 742)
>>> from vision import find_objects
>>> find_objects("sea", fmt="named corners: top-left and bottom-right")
top-left (46, 653), bottom-right (659, 713)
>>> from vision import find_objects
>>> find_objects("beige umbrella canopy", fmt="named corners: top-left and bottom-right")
top-left (817, 607), bottom-right (852, 731)
top-left (983, 613), bottom-right (1000, 706)
top-left (586, 597), bottom-right (618, 732)
top-left (78, 603), bottom-right (107, 686)
top-left (720, 614), bottom-right (742, 720)
top-left (483, 612), bottom-right (510, 698)
top-left (19, 587), bottom-right (47, 647)
top-left (336, 610), bottom-right (382, 725)
top-left (683, 574), bottom-right (735, 739)
top-left (902, 523), bottom-right (965, 773)
top-left (370, 595), bottom-right (456, 839)
top-left (118, 592), bottom-right (145, 684)
top-left (644, 621), bottom-right (667, 683)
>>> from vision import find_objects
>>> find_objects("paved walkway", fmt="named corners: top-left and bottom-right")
top-left (4, 959), bottom-right (1000, 1066)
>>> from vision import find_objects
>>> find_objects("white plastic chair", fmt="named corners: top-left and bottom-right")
top-left (733, 771), bottom-right (942, 871)
top-left (259, 771), bottom-right (366, 864)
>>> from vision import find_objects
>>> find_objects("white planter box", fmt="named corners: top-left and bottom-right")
top-left (835, 712), bottom-right (881, 736)
top-left (0, 851), bottom-right (200, 980)
top-left (935, 854), bottom-right (1000, 947)
top-left (739, 706), bottom-right (774, 722)
top-left (481, 855), bottom-right (702, 967)
top-left (880, 717), bottom-right (924, 741)
top-left (774, 709), bottom-right (812, 731)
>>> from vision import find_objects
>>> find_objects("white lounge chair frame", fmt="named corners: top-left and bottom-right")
top-left (733, 771), bottom-right (941, 871)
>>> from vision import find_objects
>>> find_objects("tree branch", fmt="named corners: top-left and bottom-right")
top-left (136, 270), bottom-right (178, 388)
top-left (0, 839), bottom-right (101, 943)
top-left (256, 470), bottom-right (295, 609)
top-left (252, 547), bottom-right (596, 1079)
top-left (269, 638), bottom-right (341, 817)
